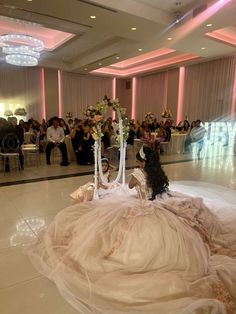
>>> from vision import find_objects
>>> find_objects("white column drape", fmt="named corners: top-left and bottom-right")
top-left (116, 79), bottom-right (132, 118)
top-left (136, 71), bottom-right (166, 121)
top-left (135, 69), bottom-right (179, 122)
top-left (0, 64), bottom-right (42, 120)
top-left (61, 72), bottom-right (113, 119)
top-left (183, 56), bottom-right (236, 122)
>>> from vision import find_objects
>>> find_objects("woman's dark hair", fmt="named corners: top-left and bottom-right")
top-left (136, 146), bottom-right (169, 200)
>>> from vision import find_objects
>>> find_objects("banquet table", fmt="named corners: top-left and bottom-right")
top-left (167, 133), bottom-right (187, 154)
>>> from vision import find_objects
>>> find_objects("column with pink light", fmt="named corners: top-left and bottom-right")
top-left (112, 77), bottom-right (116, 120)
top-left (58, 70), bottom-right (63, 118)
top-left (231, 68), bottom-right (236, 119)
top-left (177, 67), bottom-right (185, 124)
top-left (41, 68), bottom-right (46, 120)
top-left (131, 77), bottom-right (137, 120)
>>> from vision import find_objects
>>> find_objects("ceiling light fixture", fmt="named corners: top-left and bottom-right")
top-left (0, 34), bottom-right (44, 66)
top-left (168, 37), bottom-right (173, 41)
top-left (206, 23), bottom-right (213, 27)
top-left (84, 68), bottom-right (88, 70)
top-left (90, 15), bottom-right (96, 19)
top-left (201, 47), bottom-right (206, 50)
top-left (138, 48), bottom-right (143, 52)
top-left (98, 62), bottom-right (102, 66)
top-left (131, 27), bottom-right (137, 31)
top-left (116, 56), bottom-right (120, 60)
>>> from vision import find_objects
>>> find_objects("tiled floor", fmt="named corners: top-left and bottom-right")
top-left (0, 151), bottom-right (236, 314)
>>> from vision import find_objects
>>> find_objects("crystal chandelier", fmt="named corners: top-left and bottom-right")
top-left (0, 34), bottom-right (44, 66)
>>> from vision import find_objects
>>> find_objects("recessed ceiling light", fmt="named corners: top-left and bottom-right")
top-left (168, 37), bottom-right (173, 41)
top-left (206, 23), bottom-right (213, 27)
top-left (131, 27), bottom-right (137, 31)
top-left (201, 47), bottom-right (206, 50)
top-left (98, 62), bottom-right (102, 66)
top-left (84, 68), bottom-right (88, 70)
top-left (27, 0), bottom-right (33, 1)
top-left (138, 48), bottom-right (143, 52)
top-left (90, 15), bottom-right (96, 19)
top-left (116, 56), bottom-right (120, 60)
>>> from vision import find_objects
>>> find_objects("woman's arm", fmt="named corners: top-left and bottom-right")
top-left (128, 175), bottom-right (139, 189)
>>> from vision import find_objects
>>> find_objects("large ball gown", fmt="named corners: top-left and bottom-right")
top-left (28, 168), bottom-right (236, 314)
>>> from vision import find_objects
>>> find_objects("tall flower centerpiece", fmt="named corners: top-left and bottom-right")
top-left (145, 112), bottom-right (155, 124)
top-left (14, 107), bottom-right (27, 116)
top-left (4, 110), bottom-right (13, 117)
top-left (161, 108), bottom-right (172, 119)
top-left (84, 96), bottom-right (129, 199)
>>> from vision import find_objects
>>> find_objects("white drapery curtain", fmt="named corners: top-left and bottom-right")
top-left (116, 79), bottom-right (132, 118)
top-left (0, 64), bottom-right (42, 120)
top-left (135, 69), bottom-right (179, 122)
top-left (183, 56), bottom-right (236, 122)
top-left (61, 72), bottom-right (113, 119)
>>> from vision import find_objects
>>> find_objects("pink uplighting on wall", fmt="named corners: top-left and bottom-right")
top-left (41, 68), bottom-right (46, 120)
top-left (0, 16), bottom-right (74, 51)
top-left (177, 67), bottom-right (185, 124)
top-left (131, 77), bottom-right (137, 120)
top-left (231, 68), bottom-right (236, 119)
top-left (58, 70), bottom-right (63, 118)
top-left (163, 72), bottom-right (168, 109)
top-left (112, 77), bottom-right (116, 120)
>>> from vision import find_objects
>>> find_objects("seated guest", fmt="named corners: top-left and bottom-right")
top-left (46, 117), bottom-right (69, 166)
top-left (71, 120), bottom-right (84, 165)
top-left (102, 123), bottom-right (113, 149)
top-left (140, 126), bottom-right (151, 144)
top-left (10, 117), bottom-right (24, 170)
top-left (184, 120), bottom-right (206, 156)
top-left (164, 120), bottom-right (172, 142)
top-left (31, 119), bottom-right (46, 141)
top-left (76, 125), bottom-right (94, 165)
top-left (182, 120), bottom-right (190, 132)
top-left (68, 119), bottom-right (74, 131)
top-left (127, 124), bottom-right (136, 146)
top-left (59, 119), bottom-right (70, 135)
top-left (41, 119), bottom-right (48, 132)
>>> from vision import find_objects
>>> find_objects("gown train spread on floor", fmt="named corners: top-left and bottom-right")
top-left (28, 170), bottom-right (236, 314)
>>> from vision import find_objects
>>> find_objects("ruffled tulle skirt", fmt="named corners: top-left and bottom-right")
top-left (28, 183), bottom-right (236, 314)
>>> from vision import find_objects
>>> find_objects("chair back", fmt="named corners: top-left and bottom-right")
top-left (1, 133), bottom-right (20, 153)
top-left (35, 131), bottom-right (40, 147)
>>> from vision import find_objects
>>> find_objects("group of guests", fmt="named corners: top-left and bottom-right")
top-left (0, 113), bottom-right (207, 172)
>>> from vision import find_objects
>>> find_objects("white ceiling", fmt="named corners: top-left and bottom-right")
top-left (0, 0), bottom-right (235, 76)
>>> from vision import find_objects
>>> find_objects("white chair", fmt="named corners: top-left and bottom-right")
top-left (0, 133), bottom-right (22, 174)
top-left (52, 146), bottom-right (61, 163)
top-left (22, 132), bottom-right (40, 166)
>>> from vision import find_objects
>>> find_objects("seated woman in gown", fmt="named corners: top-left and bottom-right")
top-left (28, 146), bottom-right (236, 314)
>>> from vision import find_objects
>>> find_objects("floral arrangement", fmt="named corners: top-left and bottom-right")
top-left (4, 110), bottom-right (13, 117)
top-left (145, 112), bottom-right (154, 123)
top-left (66, 112), bottom-right (73, 118)
top-left (161, 108), bottom-right (172, 119)
top-left (84, 96), bottom-right (129, 144)
top-left (14, 107), bottom-right (27, 116)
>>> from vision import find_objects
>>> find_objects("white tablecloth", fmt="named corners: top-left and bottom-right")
top-left (167, 134), bottom-right (187, 154)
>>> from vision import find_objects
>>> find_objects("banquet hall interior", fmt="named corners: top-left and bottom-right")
top-left (0, 0), bottom-right (236, 313)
